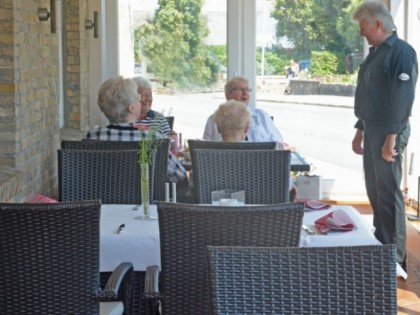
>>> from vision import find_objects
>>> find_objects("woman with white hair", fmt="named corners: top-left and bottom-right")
top-left (132, 76), bottom-right (172, 136)
top-left (213, 99), bottom-right (297, 200)
top-left (85, 76), bottom-right (186, 184)
top-left (213, 100), bottom-right (251, 142)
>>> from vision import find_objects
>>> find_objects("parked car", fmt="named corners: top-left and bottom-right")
top-left (298, 60), bottom-right (311, 72)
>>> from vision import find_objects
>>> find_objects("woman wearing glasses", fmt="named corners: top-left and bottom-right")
top-left (203, 76), bottom-right (284, 145)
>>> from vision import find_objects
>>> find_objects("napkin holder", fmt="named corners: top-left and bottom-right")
top-left (296, 175), bottom-right (323, 200)
top-left (211, 189), bottom-right (245, 206)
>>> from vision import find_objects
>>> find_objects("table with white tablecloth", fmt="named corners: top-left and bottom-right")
top-left (100, 204), bottom-right (385, 272)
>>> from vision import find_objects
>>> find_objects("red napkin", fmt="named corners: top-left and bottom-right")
top-left (314, 209), bottom-right (355, 233)
top-left (25, 194), bottom-right (58, 204)
top-left (303, 199), bottom-right (332, 210)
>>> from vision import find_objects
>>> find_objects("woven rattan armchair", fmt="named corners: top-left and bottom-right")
top-left (61, 139), bottom-right (169, 202)
top-left (191, 149), bottom-right (291, 204)
top-left (144, 202), bottom-right (304, 315)
top-left (0, 200), bottom-right (133, 315)
top-left (58, 149), bottom-right (152, 204)
top-left (207, 244), bottom-right (397, 315)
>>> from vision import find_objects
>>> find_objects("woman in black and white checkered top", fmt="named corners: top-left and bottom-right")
top-left (85, 76), bottom-right (186, 184)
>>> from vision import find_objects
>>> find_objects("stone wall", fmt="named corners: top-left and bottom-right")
top-left (289, 79), bottom-right (356, 97)
top-left (63, 0), bottom-right (89, 130)
top-left (0, 1), bottom-right (87, 201)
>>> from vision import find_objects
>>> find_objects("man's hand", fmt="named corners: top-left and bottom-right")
top-left (352, 129), bottom-right (364, 155)
top-left (382, 134), bottom-right (398, 162)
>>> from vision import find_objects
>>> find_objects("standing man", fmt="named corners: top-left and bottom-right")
top-left (351, 1), bottom-right (418, 271)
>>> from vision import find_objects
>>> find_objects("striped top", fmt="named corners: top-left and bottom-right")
top-left (136, 110), bottom-right (172, 136)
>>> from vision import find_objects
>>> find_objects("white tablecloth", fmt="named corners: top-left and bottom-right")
top-left (100, 205), bottom-right (160, 272)
top-left (101, 204), bottom-right (376, 271)
top-left (100, 204), bottom-right (405, 278)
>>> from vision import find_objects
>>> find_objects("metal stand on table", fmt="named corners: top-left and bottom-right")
top-left (407, 176), bottom-right (420, 221)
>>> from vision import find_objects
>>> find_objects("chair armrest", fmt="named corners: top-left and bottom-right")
top-left (99, 262), bottom-right (134, 315)
top-left (144, 265), bottom-right (161, 299)
top-left (99, 262), bottom-right (133, 301)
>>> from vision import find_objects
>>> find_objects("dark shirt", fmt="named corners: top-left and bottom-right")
top-left (354, 32), bottom-right (418, 134)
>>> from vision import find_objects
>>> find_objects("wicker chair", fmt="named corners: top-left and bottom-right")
top-left (0, 200), bottom-right (133, 315)
top-left (207, 244), bottom-right (397, 315)
top-left (187, 139), bottom-right (310, 173)
top-left (58, 149), bottom-right (152, 204)
top-left (144, 202), bottom-right (304, 315)
top-left (187, 139), bottom-right (276, 151)
top-left (61, 139), bottom-right (169, 202)
top-left (165, 116), bottom-right (174, 131)
top-left (191, 149), bottom-right (291, 204)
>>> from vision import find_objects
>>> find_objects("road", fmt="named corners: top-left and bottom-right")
top-left (153, 91), bottom-right (368, 201)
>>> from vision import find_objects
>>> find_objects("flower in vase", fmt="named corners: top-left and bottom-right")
top-left (134, 111), bottom-right (169, 215)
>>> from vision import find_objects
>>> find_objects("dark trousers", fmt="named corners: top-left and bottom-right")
top-left (363, 122), bottom-right (410, 264)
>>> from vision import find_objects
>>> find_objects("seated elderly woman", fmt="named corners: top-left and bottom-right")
top-left (213, 100), bottom-right (251, 142)
top-left (132, 76), bottom-right (172, 136)
top-left (85, 75), bottom-right (186, 184)
top-left (213, 100), bottom-right (297, 201)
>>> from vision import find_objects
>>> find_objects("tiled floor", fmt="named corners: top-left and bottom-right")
top-left (352, 204), bottom-right (420, 315)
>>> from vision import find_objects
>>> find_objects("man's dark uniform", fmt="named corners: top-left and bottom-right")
top-left (354, 32), bottom-right (418, 266)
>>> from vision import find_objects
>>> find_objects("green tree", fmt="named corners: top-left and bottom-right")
top-left (256, 48), bottom-right (289, 75)
top-left (135, 0), bottom-right (212, 87)
top-left (207, 45), bottom-right (227, 67)
top-left (272, 0), bottom-right (363, 73)
top-left (272, 0), bottom-right (315, 58)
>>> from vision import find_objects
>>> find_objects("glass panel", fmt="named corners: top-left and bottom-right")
top-left (131, 1), bottom-right (227, 89)
top-left (126, 0), bottom-right (227, 144)
top-left (255, 0), bottom-right (366, 200)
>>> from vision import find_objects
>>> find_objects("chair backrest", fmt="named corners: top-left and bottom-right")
top-left (62, 139), bottom-right (141, 150)
top-left (207, 245), bottom-right (397, 315)
top-left (61, 139), bottom-right (169, 202)
top-left (157, 202), bottom-right (304, 315)
top-left (58, 149), bottom-right (152, 204)
top-left (191, 149), bottom-right (291, 204)
top-left (0, 200), bottom-right (102, 314)
top-left (188, 139), bottom-right (277, 151)
top-left (165, 116), bottom-right (174, 131)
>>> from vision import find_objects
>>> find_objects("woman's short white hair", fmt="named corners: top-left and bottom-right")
top-left (97, 76), bottom-right (138, 123)
top-left (214, 100), bottom-right (251, 134)
top-left (132, 76), bottom-right (153, 91)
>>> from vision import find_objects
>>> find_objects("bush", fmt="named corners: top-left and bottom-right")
top-left (207, 45), bottom-right (227, 67)
top-left (311, 51), bottom-right (339, 76)
top-left (256, 50), bottom-right (289, 75)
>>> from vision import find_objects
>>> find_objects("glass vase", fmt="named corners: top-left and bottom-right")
top-left (141, 162), bottom-right (150, 216)
top-left (133, 163), bottom-right (156, 220)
